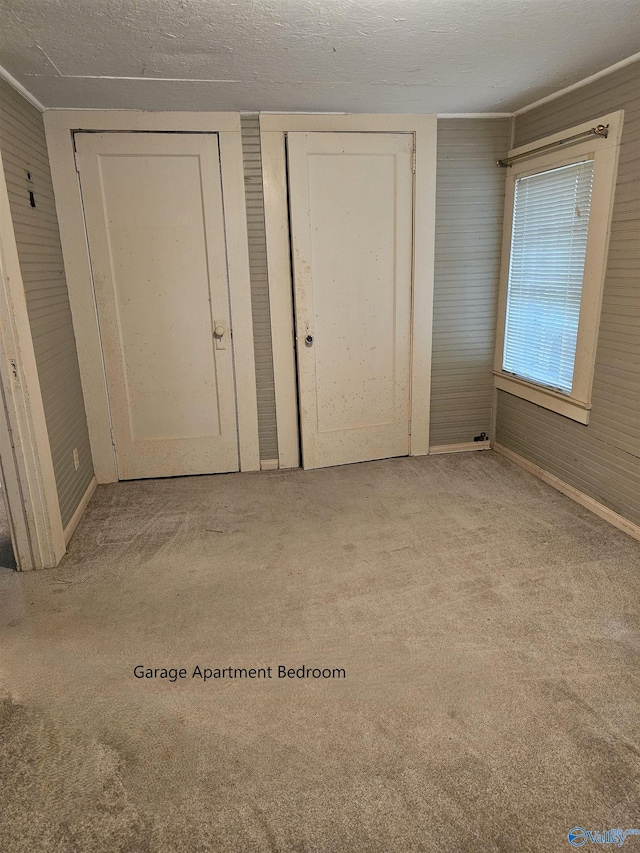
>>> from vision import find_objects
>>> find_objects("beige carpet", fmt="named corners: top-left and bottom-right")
top-left (0, 451), bottom-right (638, 852)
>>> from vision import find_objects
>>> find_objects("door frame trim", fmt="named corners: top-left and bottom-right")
top-left (260, 114), bottom-right (437, 467)
top-left (44, 111), bottom-right (260, 482)
top-left (0, 151), bottom-right (66, 569)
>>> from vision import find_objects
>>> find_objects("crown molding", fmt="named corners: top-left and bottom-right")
top-left (515, 51), bottom-right (640, 116)
top-left (0, 64), bottom-right (45, 112)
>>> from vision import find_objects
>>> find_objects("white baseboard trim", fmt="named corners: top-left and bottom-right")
top-left (494, 443), bottom-right (640, 543)
top-left (260, 459), bottom-right (279, 471)
top-left (429, 440), bottom-right (491, 455)
top-left (63, 476), bottom-right (97, 545)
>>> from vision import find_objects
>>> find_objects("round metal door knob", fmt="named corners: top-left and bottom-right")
top-left (305, 334), bottom-right (314, 347)
top-left (214, 325), bottom-right (225, 338)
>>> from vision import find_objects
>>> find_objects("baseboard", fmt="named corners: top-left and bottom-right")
top-left (260, 459), bottom-right (279, 471)
top-left (64, 476), bottom-right (97, 545)
top-left (429, 440), bottom-right (492, 455)
top-left (494, 443), bottom-right (640, 543)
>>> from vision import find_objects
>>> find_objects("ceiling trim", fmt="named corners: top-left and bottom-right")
top-left (515, 50), bottom-right (640, 115)
top-left (0, 63), bottom-right (44, 112)
top-left (1, 50), bottom-right (639, 123)
top-left (437, 113), bottom-right (511, 118)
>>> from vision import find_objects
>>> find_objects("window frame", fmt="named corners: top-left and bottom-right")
top-left (494, 110), bottom-right (624, 424)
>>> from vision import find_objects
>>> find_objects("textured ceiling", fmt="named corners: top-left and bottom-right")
top-left (1, 0), bottom-right (639, 113)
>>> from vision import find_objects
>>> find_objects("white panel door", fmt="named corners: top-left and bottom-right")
top-left (287, 132), bottom-right (414, 469)
top-left (75, 132), bottom-right (238, 479)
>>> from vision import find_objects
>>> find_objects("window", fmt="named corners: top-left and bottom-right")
top-left (494, 112), bottom-right (623, 424)
top-left (503, 160), bottom-right (594, 393)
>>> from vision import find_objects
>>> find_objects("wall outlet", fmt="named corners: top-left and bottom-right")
top-left (72, 448), bottom-right (80, 471)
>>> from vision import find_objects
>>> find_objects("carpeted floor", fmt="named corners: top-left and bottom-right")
top-left (0, 451), bottom-right (638, 852)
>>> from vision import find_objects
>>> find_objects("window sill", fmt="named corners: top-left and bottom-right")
top-left (493, 372), bottom-right (590, 424)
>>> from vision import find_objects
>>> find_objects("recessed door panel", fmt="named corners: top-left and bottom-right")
top-left (287, 132), bottom-right (413, 469)
top-left (75, 132), bottom-right (238, 479)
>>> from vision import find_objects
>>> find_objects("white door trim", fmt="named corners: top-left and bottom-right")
top-left (0, 152), bottom-right (66, 569)
top-left (260, 114), bottom-right (437, 466)
top-left (44, 111), bottom-right (260, 482)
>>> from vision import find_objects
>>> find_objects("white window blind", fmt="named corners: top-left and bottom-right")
top-left (503, 159), bottom-right (595, 394)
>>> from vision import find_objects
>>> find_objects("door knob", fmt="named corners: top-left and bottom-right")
top-left (305, 334), bottom-right (314, 347)
top-left (214, 322), bottom-right (226, 350)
